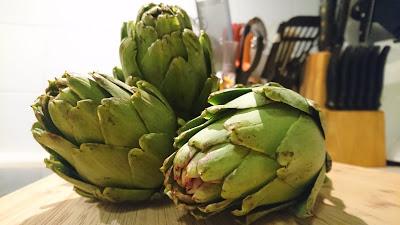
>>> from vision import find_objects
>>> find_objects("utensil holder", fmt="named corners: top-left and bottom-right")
top-left (323, 109), bottom-right (386, 167)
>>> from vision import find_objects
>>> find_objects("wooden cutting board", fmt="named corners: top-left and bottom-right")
top-left (0, 163), bottom-right (399, 225)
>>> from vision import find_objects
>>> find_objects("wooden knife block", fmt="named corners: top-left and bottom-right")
top-left (323, 109), bottom-right (386, 167)
top-left (300, 51), bottom-right (330, 106)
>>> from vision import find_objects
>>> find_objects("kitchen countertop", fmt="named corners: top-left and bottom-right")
top-left (0, 162), bottom-right (399, 225)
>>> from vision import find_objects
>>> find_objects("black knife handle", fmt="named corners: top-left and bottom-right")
top-left (373, 46), bottom-right (390, 109)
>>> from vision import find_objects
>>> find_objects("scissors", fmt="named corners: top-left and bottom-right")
top-left (235, 17), bottom-right (267, 85)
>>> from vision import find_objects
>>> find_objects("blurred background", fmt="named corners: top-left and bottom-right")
top-left (1, 0), bottom-right (399, 196)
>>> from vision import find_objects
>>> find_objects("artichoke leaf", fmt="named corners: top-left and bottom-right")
top-left (232, 178), bottom-right (304, 216)
top-left (203, 91), bottom-right (271, 118)
top-left (98, 97), bottom-right (147, 147)
top-left (112, 66), bottom-right (125, 82)
top-left (120, 21), bottom-right (128, 41)
top-left (44, 157), bottom-right (100, 198)
top-left (135, 80), bottom-right (173, 113)
top-left (135, 21), bottom-right (158, 68)
top-left (291, 164), bottom-right (327, 218)
top-left (102, 187), bottom-right (155, 203)
top-left (138, 133), bottom-right (174, 162)
top-left (226, 104), bottom-right (300, 157)
top-left (262, 85), bottom-right (311, 116)
top-left (174, 111), bottom-right (233, 149)
top-left (192, 183), bottom-right (222, 203)
top-left (192, 76), bottom-right (219, 116)
top-left (197, 143), bottom-right (248, 182)
top-left (173, 143), bottom-right (199, 181)
top-left (221, 151), bottom-right (279, 199)
top-left (182, 29), bottom-right (207, 83)
top-left (188, 118), bottom-right (230, 151)
top-left (136, 3), bottom-right (157, 22)
top-left (65, 74), bottom-right (107, 103)
top-left (177, 116), bottom-right (207, 134)
top-left (68, 99), bottom-right (103, 144)
top-left (140, 37), bottom-right (173, 86)
top-left (240, 200), bottom-right (297, 225)
top-left (91, 72), bottom-right (131, 99)
top-left (199, 31), bottom-right (214, 75)
top-left (131, 88), bottom-right (176, 136)
top-left (208, 87), bottom-right (252, 106)
top-left (32, 121), bottom-right (77, 165)
top-left (48, 99), bottom-right (75, 142)
top-left (128, 148), bottom-right (164, 189)
top-left (198, 199), bottom-right (235, 213)
top-left (55, 87), bottom-right (80, 106)
top-left (160, 151), bottom-right (176, 174)
top-left (155, 14), bottom-right (182, 37)
top-left (71, 143), bottom-right (135, 189)
top-left (31, 95), bottom-right (59, 134)
top-left (276, 114), bottom-right (325, 187)
top-left (119, 37), bottom-right (143, 79)
top-left (160, 57), bottom-right (199, 116)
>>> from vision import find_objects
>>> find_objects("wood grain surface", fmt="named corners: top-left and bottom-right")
top-left (0, 163), bottom-right (399, 225)
top-left (324, 110), bottom-right (386, 167)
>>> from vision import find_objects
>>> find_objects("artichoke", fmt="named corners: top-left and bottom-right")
top-left (31, 72), bottom-right (176, 202)
top-left (119, 3), bottom-right (219, 120)
top-left (161, 83), bottom-right (331, 224)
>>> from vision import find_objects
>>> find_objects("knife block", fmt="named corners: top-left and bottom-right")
top-left (323, 109), bottom-right (386, 167)
top-left (300, 51), bottom-right (330, 106)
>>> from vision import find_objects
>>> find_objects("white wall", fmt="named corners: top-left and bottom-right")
top-left (0, 0), bottom-right (197, 164)
top-left (0, 0), bottom-right (319, 164)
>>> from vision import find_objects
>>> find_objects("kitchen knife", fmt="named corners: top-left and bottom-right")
top-left (337, 46), bottom-right (353, 109)
top-left (366, 47), bottom-right (380, 109)
top-left (346, 47), bottom-right (363, 110)
top-left (319, 0), bottom-right (337, 50)
top-left (334, 0), bottom-right (351, 48)
top-left (354, 47), bottom-right (370, 109)
top-left (326, 50), bottom-right (340, 109)
top-left (372, 46), bottom-right (390, 109)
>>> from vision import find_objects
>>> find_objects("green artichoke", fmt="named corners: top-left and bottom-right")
top-left (161, 83), bottom-right (331, 224)
top-left (119, 3), bottom-right (219, 120)
top-left (31, 72), bottom-right (176, 202)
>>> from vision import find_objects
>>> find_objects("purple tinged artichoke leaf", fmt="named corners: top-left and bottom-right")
top-left (188, 118), bottom-right (229, 151)
top-left (192, 183), bottom-right (222, 203)
top-left (197, 143), bottom-right (248, 182)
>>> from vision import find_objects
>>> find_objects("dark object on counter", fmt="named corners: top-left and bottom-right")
top-left (235, 17), bottom-right (267, 85)
top-left (325, 45), bottom-right (390, 110)
top-left (319, 0), bottom-right (337, 51)
top-left (365, 47), bottom-right (380, 109)
top-left (372, 46), bottom-right (390, 109)
top-left (319, 0), bottom-right (350, 51)
top-left (261, 16), bottom-right (320, 91)
top-left (351, 0), bottom-right (400, 43)
top-left (323, 0), bottom-right (351, 109)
